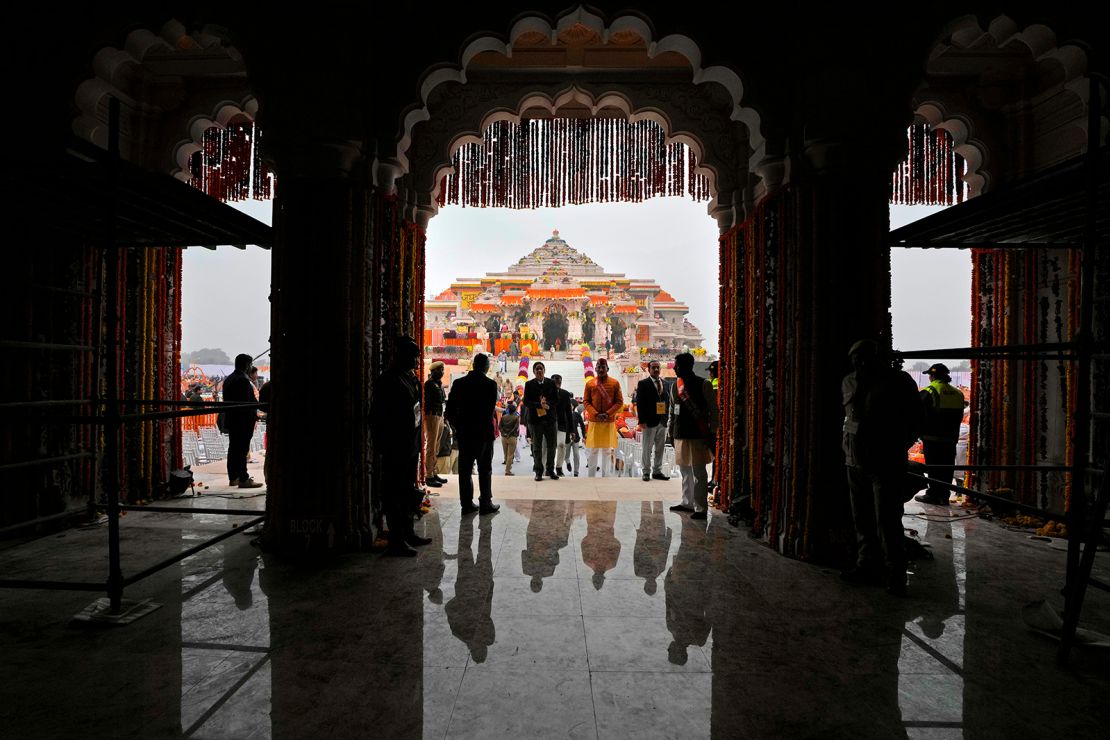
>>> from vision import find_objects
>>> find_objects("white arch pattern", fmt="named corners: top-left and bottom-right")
top-left (915, 14), bottom-right (1105, 195)
top-left (396, 6), bottom-right (764, 182)
top-left (428, 85), bottom-right (720, 207)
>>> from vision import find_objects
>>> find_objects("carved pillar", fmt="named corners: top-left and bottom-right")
top-left (261, 136), bottom-right (376, 554)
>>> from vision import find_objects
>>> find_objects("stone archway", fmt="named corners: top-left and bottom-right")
top-left (541, 305), bottom-right (569, 350)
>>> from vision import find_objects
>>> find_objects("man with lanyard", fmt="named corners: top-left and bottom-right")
top-left (636, 360), bottom-right (670, 482)
top-left (551, 374), bottom-right (577, 475)
top-left (423, 360), bottom-right (448, 490)
top-left (584, 358), bottom-right (624, 477)
top-left (915, 362), bottom-right (965, 506)
top-left (370, 336), bottom-right (434, 557)
top-left (523, 361), bottom-right (560, 481)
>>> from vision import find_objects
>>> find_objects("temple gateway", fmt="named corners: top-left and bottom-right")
top-left (425, 230), bottom-right (705, 353)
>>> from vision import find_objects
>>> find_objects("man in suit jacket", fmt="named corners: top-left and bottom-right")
top-left (551, 374), bottom-right (577, 475)
top-left (445, 353), bottom-right (501, 515)
top-left (636, 359), bottom-right (670, 482)
top-left (523, 361), bottom-right (561, 481)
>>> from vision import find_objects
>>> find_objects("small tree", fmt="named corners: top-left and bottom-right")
top-left (911, 361), bottom-right (931, 372)
top-left (186, 348), bottom-right (231, 365)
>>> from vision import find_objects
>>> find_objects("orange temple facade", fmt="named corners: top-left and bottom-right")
top-left (424, 230), bottom-right (705, 352)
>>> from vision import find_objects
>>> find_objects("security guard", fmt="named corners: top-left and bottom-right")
top-left (915, 363), bottom-right (965, 506)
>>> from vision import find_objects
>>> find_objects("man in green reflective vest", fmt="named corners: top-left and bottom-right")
top-left (915, 363), bottom-right (966, 506)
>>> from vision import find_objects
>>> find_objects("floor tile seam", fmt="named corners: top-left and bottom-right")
top-left (440, 653), bottom-right (471, 740)
top-left (586, 666), bottom-right (714, 674)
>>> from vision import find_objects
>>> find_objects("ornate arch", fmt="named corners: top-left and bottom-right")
top-left (913, 13), bottom-right (1106, 191)
top-left (71, 19), bottom-right (253, 174)
top-left (392, 6), bottom-right (763, 230)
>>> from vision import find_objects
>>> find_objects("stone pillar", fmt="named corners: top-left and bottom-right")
top-left (799, 135), bottom-right (901, 561)
top-left (261, 137), bottom-right (377, 554)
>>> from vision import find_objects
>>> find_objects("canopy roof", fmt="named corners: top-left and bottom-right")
top-left (10, 138), bottom-right (272, 249)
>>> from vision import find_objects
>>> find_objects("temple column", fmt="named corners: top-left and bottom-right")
top-left (260, 136), bottom-right (377, 554)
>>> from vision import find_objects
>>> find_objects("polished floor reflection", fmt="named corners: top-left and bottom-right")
top-left (2, 498), bottom-right (1109, 738)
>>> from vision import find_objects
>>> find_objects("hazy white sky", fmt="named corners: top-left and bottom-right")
top-left (181, 199), bottom-right (969, 364)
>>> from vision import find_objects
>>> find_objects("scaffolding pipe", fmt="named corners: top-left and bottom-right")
top-left (1059, 70), bottom-right (1102, 664)
top-left (105, 96), bottom-right (123, 614)
top-left (121, 515), bottom-right (264, 586)
top-left (0, 508), bottom-right (89, 536)
top-left (117, 505), bottom-right (264, 515)
top-left (0, 452), bottom-right (93, 472)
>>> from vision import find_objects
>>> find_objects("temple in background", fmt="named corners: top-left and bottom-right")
top-left (424, 230), bottom-right (705, 353)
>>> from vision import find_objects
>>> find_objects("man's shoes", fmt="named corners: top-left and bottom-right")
top-left (461, 503), bottom-right (480, 515)
top-left (385, 545), bottom-right (418, 557)
top-left (642, 474), bottom-right (651, 482)
top-left (573, 471), bottom-right (579, 477)
top-left (425, 477), bottom-right (443, 488)
top-left (547, 470), bottom-right (560, 480)
top-left (479, 503), bottom-right (500, 515)
top-left (238, 477), bottom-right (263, 489)
top-left (505, 470), bottom-right (515, 476)
top-left (669, 504), bottom-right (694, 512)
top-left (433, 475), bottom-right (448, 484)
top-left (406, 535), bottom-right (433, 547)
top-left (535, 473), bottom-right (544, 481)
top-left (840, 567), bottom-right (885, 586)
top-left (691, 510), bottom-right (708, 520)
top-left (914, 493), bottom-right (950, 506)
top-left (652, 472), bottom-right (669, 481)
top-left (228, 478), bottom-right (239, 486)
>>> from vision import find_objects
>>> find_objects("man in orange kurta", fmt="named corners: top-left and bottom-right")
top-left (584, 358), bottom-right (624, 477)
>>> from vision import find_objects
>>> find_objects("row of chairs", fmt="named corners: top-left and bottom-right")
top-left (615, 437), bottom-right (678, 478)
top-left (181, 426), bottom-right (264, 468)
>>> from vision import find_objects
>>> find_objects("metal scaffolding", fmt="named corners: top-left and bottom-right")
top-left (889, 75), bottom-right (1108, 664)
top-left (0, 97), bottom-right (272, 618)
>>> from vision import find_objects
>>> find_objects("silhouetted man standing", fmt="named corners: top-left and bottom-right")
top-left (223, 354), bottom-right (262, 489)
top-left (445, 353), bottom-right (500, 515)
top-left (841, 339), bottom-right (924, 595)
top-left (371, 336), bottom-right (433, 556)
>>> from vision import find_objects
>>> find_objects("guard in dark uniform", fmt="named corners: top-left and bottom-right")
top-left (371, 336), bottom-right (433, 557)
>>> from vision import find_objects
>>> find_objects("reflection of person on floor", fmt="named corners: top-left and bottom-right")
top-left (221, 547), bottom-right (258, 609)
top-left (665, 515), bottom-right (711, 665)
top-left (580, 502), bottom-right (621, 590)
top-left (521, 500), bottom-right (576, 591)
top-left (445, 515), bottom-right (495, 662)
top-left (634, 501), bottom-right (672, 595)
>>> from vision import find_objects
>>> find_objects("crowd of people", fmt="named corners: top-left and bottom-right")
top-left (368, 335), bottom-right (720, 556)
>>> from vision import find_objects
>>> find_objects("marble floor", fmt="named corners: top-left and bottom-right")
top-left (1, 497), bottom-right (1109, 738)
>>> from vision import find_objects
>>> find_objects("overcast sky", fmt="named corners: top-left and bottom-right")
top-left (181, 199), bottom-right (968, 364)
